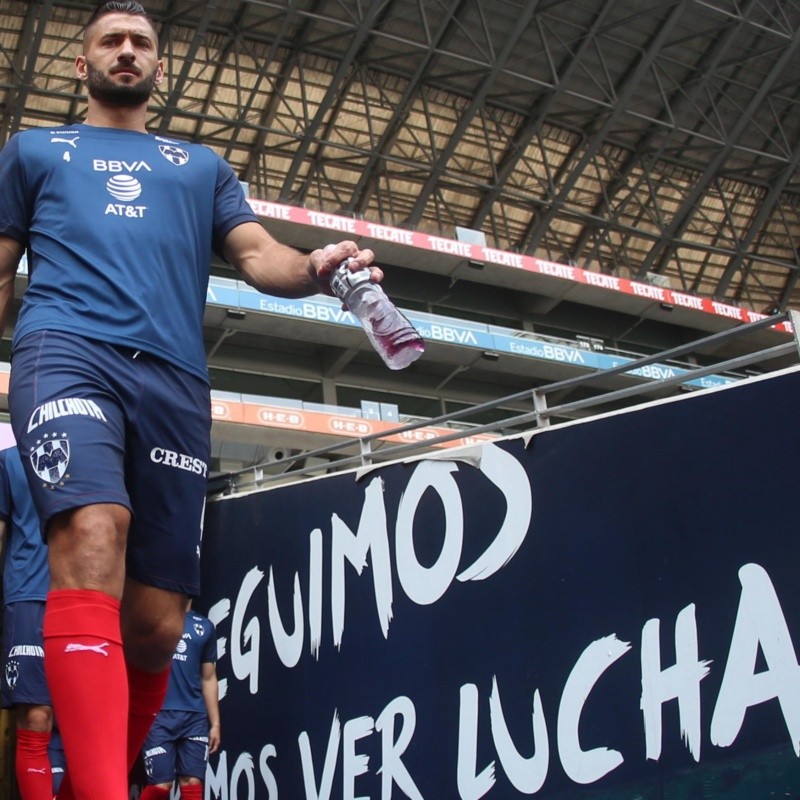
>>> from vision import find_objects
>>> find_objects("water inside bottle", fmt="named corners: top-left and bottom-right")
top-left (376, 328), bottom-right (425, 369)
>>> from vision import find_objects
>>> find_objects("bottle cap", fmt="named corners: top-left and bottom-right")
top-left (330, 259), bottom-right (373, 300)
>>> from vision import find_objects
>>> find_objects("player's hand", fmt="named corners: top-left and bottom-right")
top-left (208, 722), bottom-right (221, 753)
top-left (308, 242), bottom-right (382, 295)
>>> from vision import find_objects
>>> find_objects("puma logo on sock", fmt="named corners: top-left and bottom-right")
top-left (64, 642), bottom-right (110, 656)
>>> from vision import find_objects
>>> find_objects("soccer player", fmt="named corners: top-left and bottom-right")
top-left (141, 607), bottom-right (219, 800)
top-left (0, 445), bottom-right (55, 800)
top-left (0, 3), bottom-right (380, 799)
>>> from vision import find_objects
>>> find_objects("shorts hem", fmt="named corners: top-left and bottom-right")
top-left (2, 695), bottom-right (52, 707)
top-left (40, 494), bottom-right (133, 532)
top-left (126, 567), bottom-right (200, 598)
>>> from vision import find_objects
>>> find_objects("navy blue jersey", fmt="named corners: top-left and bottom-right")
top-left (0, 124), bottom-right (257, 380)
top-left (164, 611), bottom-right (217, 713)
top-left (0, 447), bottom-right (48, 604)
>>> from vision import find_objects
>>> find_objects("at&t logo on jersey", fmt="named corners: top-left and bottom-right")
top-left (93, 158), bottom-right (151, 219)
top-left (107, 175), bottom-right (142, 201)
top-left (173, 635), bottom-right (189, 662)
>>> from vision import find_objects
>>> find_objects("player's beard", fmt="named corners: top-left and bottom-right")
top-left (85, 59), bottom-right (158, 107)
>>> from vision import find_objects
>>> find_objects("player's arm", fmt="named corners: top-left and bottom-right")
top-left (0, 518), bottom-right (7, 567)
top-left (0, 236), bottom-right (22, 337)
top-left (0, 457), bottom-right (10, 566)
top-left (201, 660), bottom-right (221, 753)
top-left (221, 222), bottom-right (380, 299)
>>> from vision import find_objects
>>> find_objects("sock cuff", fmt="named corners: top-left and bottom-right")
top-left (14, 729), bottom-right (51, 751)
top-left (44, 589), bottom-right (122, 644)
top-left (141, 784), bottom-right (172, 800)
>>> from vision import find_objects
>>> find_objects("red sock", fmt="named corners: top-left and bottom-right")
top-left (54, 773), bottom-right (73, 800)
top-left (140, 785), bottom-right (171, 800)
top-left (15, 729), bottom-right (52, 800)
top-left (127, 662), bottom-right (170, 770)
top-left (180, 784), bottom-right (202, 800)
top-left (44, 589), bottom-right (128, 800)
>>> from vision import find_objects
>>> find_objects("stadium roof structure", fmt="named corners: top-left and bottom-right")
top-left (3, 0), bottom-right (800, 316)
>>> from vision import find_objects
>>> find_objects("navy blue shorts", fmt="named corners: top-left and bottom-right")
top-left (143, 709), bottom-right (209, 782)
top-left (1, 601), bottom-right (49, 708)
top-left (9, 331), bottom-right (211, 596)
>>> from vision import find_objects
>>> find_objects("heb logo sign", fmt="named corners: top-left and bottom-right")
top-left (257, 409), bottom-right (304, 428)
top-left (211, 402), bottom-right (231, 420)
top-left (329, 418), bottom-right (372, 436)
top-left (211, 401), bottom-right (245, 423)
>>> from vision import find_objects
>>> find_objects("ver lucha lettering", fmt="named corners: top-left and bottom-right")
top-left (210, 560), bottom-right (799, 799)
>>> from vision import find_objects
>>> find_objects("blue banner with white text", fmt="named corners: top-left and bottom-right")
top-left (199, 369), bottom-right (800, 799)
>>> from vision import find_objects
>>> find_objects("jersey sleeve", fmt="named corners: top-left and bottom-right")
top-left (211, 156), bottom-right (258, 259)
top-left (0, 449), bottom-right (12, 522)
top-left (0, 134), bottom-right (32, 245)
top-left (201, 617), bottom-right (218, 664)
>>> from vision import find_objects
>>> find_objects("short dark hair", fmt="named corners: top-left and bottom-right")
top-left (84, 2), bottom-right (157, 36)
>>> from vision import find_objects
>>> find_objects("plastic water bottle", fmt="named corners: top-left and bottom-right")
top-left (330, 259), bottom-right (425, 370)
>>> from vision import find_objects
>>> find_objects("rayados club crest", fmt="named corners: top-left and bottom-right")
top-left (30, 435), bottom-right (70, 485)
top-left (4, 660), bottom-right (18, 690)
top-left (159, 144), bottom-right (189, 166)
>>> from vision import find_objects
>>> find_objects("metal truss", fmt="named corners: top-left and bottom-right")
top-left (1, 0), bottom-right (800, 314)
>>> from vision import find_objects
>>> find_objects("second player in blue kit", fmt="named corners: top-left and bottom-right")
top-left (141, 608), bottom-right (219, 800)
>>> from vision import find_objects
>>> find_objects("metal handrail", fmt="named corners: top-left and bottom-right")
top-left (207, 312), bottom-right (795, 497)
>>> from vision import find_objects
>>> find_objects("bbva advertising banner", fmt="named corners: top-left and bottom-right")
top-left (198, 368), bottom-right (800, 800)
